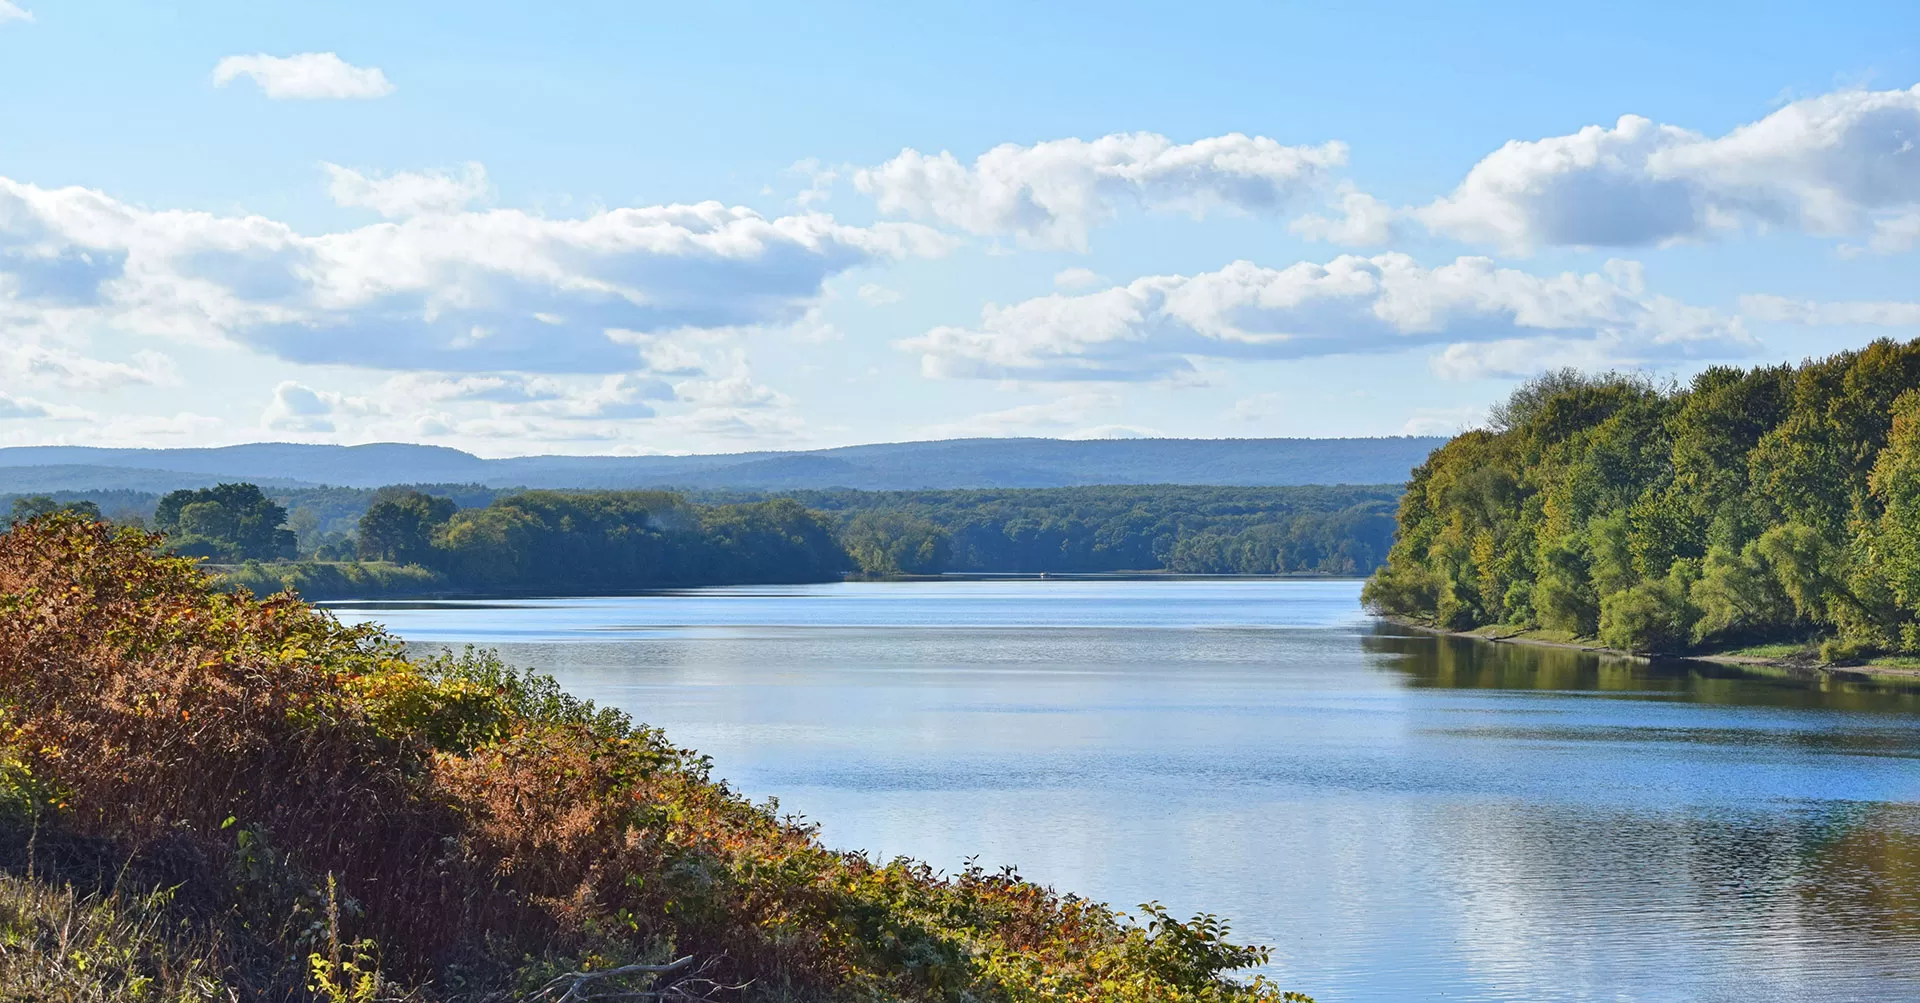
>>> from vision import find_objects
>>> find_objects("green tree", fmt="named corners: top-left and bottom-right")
top-left (153, 483), bottom-right (296, 561)
top-left (7, 496), bottom-right (102, 525)
top-left (357, 491), bottom-right (457, 565)
top-left (1366, 338), bottom-right (1920, 661)
top-left (842, 511), bottom-right (952, 577)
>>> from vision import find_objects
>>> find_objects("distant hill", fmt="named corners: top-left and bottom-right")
top-left (0, 437), bottom-right (1444, 493)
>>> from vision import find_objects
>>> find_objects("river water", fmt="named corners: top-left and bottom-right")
top-left (330, 579), bottom-right (1920, 1003)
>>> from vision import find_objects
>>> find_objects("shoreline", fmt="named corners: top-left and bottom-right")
top-left (1380, 616), bottom-right (1920, 682)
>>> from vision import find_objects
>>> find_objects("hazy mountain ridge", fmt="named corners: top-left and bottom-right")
top-left (0, 437), bottom-right (1444, 492)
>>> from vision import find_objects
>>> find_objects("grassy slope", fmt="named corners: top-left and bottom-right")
top-left (0, 516), bottom-right (1313, 1002)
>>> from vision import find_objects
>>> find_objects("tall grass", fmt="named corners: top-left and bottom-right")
top-left (0, 515), bottom-right (1312, 1002)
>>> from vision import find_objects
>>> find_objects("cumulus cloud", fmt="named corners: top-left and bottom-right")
top-left (262, 380), bottom-right (339, 432)
top-left (212, 52), bottom-right (395, 100)
top-left (1290, 185), bottom-right (1398, 246)
top-left (901, 254), bottom-right (1752, 382)
top-left (0, 173), bottom-right (947, 374)
top-left (1417, 84), bottom-right (1920, 253)
top-left (855, 132), bottom-right (1348, 250)
top-left (0, 2), bottom-right (32, 24)
top-left (325, 162), bottom-right (489, 218)
top-left (1740, 294), bottom-right (1920, 327)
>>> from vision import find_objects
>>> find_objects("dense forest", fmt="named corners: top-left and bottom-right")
top-left (267, 490), bottom-right (848, 595)
top-left (1363, 339), bottom-right (1920, 660)
top-left (0, 513), bottom-right (1311, 1001)
top-left (782, 486), bottom-right (1400, 576)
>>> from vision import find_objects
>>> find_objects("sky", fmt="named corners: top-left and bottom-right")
top-left (1, 1), bottom-right (1918, 457)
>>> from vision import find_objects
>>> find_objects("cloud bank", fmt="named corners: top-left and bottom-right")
top-left (1416, 84), bottom-right (1920, 253)
top-left (0, 171), bottom-right (947, 374)
top-left (903, 254), bottom-right (1752, 382)
top-left (856, 132), bottom-right (1347, 250)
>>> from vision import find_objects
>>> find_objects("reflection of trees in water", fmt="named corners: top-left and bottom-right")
top-left (1361, 623), bottom-right (1920, 713)
top-left (1430, 799), bottom-right (1920, 997)
top-left (1802, 802), bottom-right (1920, 934)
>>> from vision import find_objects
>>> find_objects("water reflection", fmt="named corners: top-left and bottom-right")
top-left (338, 582), bottom-right (1920, 1002)
top-left (1365, 623), bottom-right (1920, 712)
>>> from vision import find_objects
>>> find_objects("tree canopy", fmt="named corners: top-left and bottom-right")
top-left (1363, 339), bottom-right (1920, 659)
top-left (152, 482), bottom-right (297, 562)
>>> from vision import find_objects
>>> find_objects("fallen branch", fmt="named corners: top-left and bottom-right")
top-left (519, 955), bottom-right (747, 1003)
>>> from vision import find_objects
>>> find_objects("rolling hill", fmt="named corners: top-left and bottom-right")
top-left (0, 437), bottom-right (1444, 493)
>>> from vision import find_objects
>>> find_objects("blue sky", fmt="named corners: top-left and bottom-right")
top-left (1, 1), bottom-right (1918, 455)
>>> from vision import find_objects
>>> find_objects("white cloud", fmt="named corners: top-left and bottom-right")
top-left (212, 52), bottom-right (395, 100)
top-left (1417, 84), bottom-right (1920, 253)
top-left (1290, 185), bottom-right (1398, 246)
top-left (382, 373), bottom-right (568, 405)
top-left (902, 254), bottom-right (1752, 382)
top-left (0, 393), bottom-right (49, 419)
top-left (0, 172), bottom-right (948, 374)
top-left (1053, 267), bottom-right (1108, 290)
top-left (0, 2), bottom-right (32, 24)
top-left (1740, 293), bottom-right (1920, 327)
top-left (260, 379), bottom-right (393, 433)
top-left (857, 282), bottom-right (903, 305)
top-left (262, 380), bottom-right (338, 432)
top-left (855, 132), bottom-right (1348, 250)
top-left (785, 159), bottom-right (839, 209)
top-left (325, 162), bottom-right (489, 218)
top-left (673, 371), bottom-right (789, 410)
top-left (1865, 210), bottom-right (1920, 254)
top-left (0, 340), bottom-right (176, 392)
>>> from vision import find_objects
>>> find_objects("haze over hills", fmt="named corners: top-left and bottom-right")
top-left (0, 437), bottom-right (1444, 493)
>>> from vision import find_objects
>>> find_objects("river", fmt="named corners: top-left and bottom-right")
top-left (329, 579), bottom-right (1920, 1003)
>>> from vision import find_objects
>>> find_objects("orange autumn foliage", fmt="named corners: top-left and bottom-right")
top-left (0, 515), bottom-right (1310, 1002)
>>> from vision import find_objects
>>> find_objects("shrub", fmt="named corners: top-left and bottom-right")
top-left (1597, 565), bottom-right (1699, 653)
top-left (0, 514), bottom-right (1311, 1002)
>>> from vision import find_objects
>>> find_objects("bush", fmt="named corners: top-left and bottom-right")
top-left (0, 514), bottom-right (1312, 1002)
top-left (1597, 567), bottom-right (1698, 653)
top-left (217, 560), bottom-right (445, 601)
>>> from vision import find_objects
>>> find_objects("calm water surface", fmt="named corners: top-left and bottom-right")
top-left (331, 580), bottom-right (1920, 1003)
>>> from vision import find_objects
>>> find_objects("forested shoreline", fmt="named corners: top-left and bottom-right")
top-left (1364, 339), bottom-right (1920, 662)
top-left (9, 482), bottom-right (1400, 598)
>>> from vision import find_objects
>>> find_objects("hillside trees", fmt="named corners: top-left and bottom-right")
top-left (1363, 339), bottom-right (1920, 658)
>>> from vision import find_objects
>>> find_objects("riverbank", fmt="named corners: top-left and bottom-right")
top-left (1382, 616), bottom-right (1920, 682)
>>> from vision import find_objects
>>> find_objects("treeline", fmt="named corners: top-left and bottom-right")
top-left (12, 482), bottom-right (1402, 597)
top-left (251, 490), bottom-right (847, 595)
top-left (764, 485), bottom-right (1400, 576)
top-left (1364, 339), bottom-right (1920, 659)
